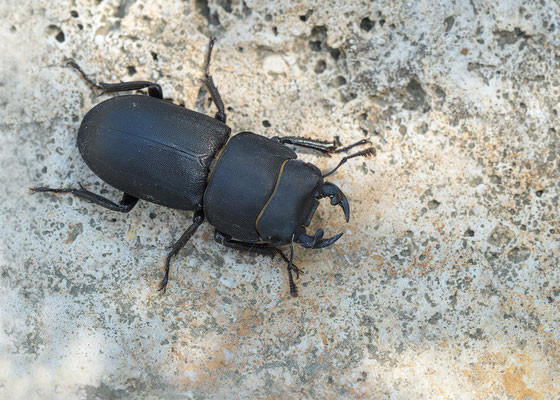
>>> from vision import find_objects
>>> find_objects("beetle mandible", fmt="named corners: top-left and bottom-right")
top-left (31, 39), bottom-right (375, 297)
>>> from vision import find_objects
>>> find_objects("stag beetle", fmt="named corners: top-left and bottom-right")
top-left (31, 39), bottom-right (375, 297)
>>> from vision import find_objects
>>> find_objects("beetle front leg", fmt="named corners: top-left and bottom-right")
top-left (67, 61), bottom-right (163, 99)
top-left (30, 184), bottom-right (139, 213)
top-left (214, 231), bottom-right (302, 297)
top-left (214, 231), bottom-right (275, 257)
top-left (159, 210), bottom-right (204, 293)
top-left (271, 136), bottom-right (371, 155)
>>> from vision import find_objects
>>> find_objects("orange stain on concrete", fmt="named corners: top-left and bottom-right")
top-left (502, 365), bottom-right (542, 400)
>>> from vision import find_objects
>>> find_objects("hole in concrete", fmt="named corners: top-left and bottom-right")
top-left (314, 60), bottom-right (326, 74)
top-left (241, 1), bottom-right (251, 17)
top-left (151, 51), bottom-right (158, 61)
top-left (299, 10), bottom-right (313, 22)
top-left (310, 40), bottom-right (321, 51)
top-left (334, 76), bottom-right (347, 86)
top-left (218, 0), bottom-right (232, 13)
top-left (329, 48), bottom-right (341, 60)
top-left (262, 120), bottom-right (271, 128)
top-left (428, 199), bottom-right (440, 209)
top-left (55, 30), bottom-right (65, 43)
top-left (127, 66), bottom-right (137, 76)
top-left (195, 0), bottom-right (210, 20)
top-left (360, 17), bottom-right (374, 32)
top-left (311, 25), bottom-right (326, 36)
top-left (444, 16), bottom-right (454, 32)
top-left (195, 0), bottom-right (221, 26)
top-left (70, 10), bottom-right (79, 18)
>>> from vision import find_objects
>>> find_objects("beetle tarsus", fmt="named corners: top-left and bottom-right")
top-left (159, 211), bottom-right (204, 293)
top-left (203, 38), bottom-right (227, 123)
top-left (66, 61), bottom-right (104, 92)
top-left (287, 242), bottom-right (298, 297)
top-left (205, 37), bottom-right (216, 77)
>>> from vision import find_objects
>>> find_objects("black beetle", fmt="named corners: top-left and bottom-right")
top-left (31, 39), bottom-right (375, 297)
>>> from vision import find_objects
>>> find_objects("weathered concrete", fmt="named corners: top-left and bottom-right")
top-left (1, 0), bottom-right (559, 398)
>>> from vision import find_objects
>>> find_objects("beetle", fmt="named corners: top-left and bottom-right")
top-left (31, 39), bottom-right (375, 297)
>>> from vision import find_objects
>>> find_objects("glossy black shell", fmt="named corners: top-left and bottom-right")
top-left (77, 95), bottom-right (230, 210)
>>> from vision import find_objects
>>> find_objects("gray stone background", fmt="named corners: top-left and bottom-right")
top-left (1, 0), bottom-right (559, 399)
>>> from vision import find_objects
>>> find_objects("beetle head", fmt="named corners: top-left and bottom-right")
top-left (256, 160), bottom-right (349, 248)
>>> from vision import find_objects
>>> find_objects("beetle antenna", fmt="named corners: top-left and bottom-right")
top-left (287, 242), bottom-right (298, 297)
top-left (332, 138), bottom-right (371, 153)
top-left (322, 147), bottom-right (376, 178)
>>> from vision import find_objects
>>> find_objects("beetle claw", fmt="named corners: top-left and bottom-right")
top-left (315, 182), bottom-right (350, 222)
top-left (295, 230), bottom-right (343, 249)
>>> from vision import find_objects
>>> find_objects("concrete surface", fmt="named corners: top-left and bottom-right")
top-left (1, 0), bottom-right (559, 399)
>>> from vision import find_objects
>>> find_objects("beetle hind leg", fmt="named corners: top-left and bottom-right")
top-left (30, 184), bottom-right (139, 213)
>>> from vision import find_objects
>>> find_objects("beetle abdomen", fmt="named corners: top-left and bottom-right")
top-left (77, 95), bottom-right (230, 210)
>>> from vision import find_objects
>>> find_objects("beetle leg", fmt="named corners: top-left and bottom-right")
top-left (214, 231), bottom-right (275, 257)
top-left (159, 210), bottom-right (204, 293)
top-left (67, 61), bottom-right (163, 99)
top-left (213, 231), bottom-right (302, 295)
top-left (30, 184), bottom-right (139, 213)
top-left (203, 38), bottom-right (227, 123)
top-left (271, 136), bottom-right (371, 156)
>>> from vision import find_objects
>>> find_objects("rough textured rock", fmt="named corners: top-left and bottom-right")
top-left (1, 0), bottom-right (559, 398)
